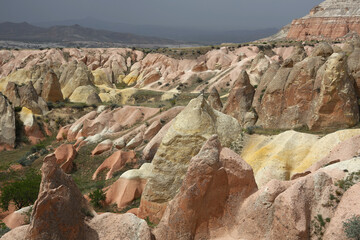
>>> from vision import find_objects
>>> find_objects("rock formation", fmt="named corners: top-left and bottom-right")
top-left (222, 70), bottom-right (255, 126)
top-left (26, 154), bottom-right (92, 240)
top-left (54, 144), bottom-right (77, 173)
top-left (241, 129), bottom-right (360, 186)
top-left (41, 70), bottom-right (63, 102)
top-left (154, 135), bottom-right (257, 239)
top-left (0, 92), bottom-right (15, 151)
top-left (138, 95), bottom-right (242, 223)
top-left (92, 150), bottom-right (136, 180)
top-left (207, 88), bottom-right (223, 111)
top-left (105, 163), bottom-right (153, 209)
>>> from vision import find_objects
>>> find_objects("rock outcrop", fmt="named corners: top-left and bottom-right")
top-left (41, 70), bottom-right (63, 102)
top-left (0, 93), bottom-right (15, 151)
top-left (54, 144), bottom-right (77, 173)
top-left (105, 163), bottom-right (153, 209)
top-left (222, 70), bottom-right (255, 126)
top-left (87, 213), bottom-right (152, 240)
top-left (309, 52), bottom-right (359, 130)
top-left (59, 60), bottom-right (94, 99)
top-left (19, 107), bottom-right (45, 145)
top-left (241, 129), bottom-right (360, 187)
top-left (285, 0), bottom-right (360, 41)
top-left (154, 135), bottom-right (257, 240)
top-left (255, 44), bottom-right (359, 130)
top-left (92, 150), bottom-right (136, 180)
top-left (207, 88), bottom-right (223, 111)
top-left (26, 154), bottom-right (92, 240)
top-left (138, 95), bottom-right (242, 223)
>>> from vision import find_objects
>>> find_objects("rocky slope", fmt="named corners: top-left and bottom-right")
top-left (268, 0), bottom-right (360, 41)
top-left (2, 40), bottom-right (360, 239)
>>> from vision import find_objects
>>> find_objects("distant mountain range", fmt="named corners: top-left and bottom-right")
top-left (33, 17), bottom-right (278, 44)
top-left (0, 20), bottom-right (278, 47)
top-left (0, 22), bottom-right (178, 46)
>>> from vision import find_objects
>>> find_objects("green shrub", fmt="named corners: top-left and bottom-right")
top-left (311, 214), bottom-right (330, 239)
top-left (0, 221), bottom-right (10, 237)
top-left (343, 215), bottom-right (360, 240)
top-left (0, 170), bottom-right (41, 210)
top-left (89, 189), bottom-right (106, 208)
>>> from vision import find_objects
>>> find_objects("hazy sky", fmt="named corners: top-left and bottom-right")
top-left (0, 0), bottom-right (323, 30)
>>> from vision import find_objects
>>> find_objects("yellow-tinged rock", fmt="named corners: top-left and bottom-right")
top-left (69, 85), bottom-right (97, 103)
top-left (92, 68), bottom-right (112, 87)
top-left (138, 95), bottom-right (242, 222)
top-left (123, 69), bottom-right (139, 85)
top-left (19, 107), bottom-right (34, 127)
top-left (242, 129), bottom-right (360, 187)
top-left (294, 129), bottom-right (360, 173)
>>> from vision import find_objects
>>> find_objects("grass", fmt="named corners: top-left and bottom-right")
top-left (71, 143), bottom-right (115, 194)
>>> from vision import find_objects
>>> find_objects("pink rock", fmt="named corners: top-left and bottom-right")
top-left (92, 150), bottom-right (136, 180)
top-left (153, 135), bottom-right (257, 238)
top-left (306, 134), bottom-right (360, 173)
top-left (324, 183), bottom-right (360, 239)
top-left (88, 213), bottom-right (152, 240)
top-left (126, 132), bottom-right (143, 149)
top-left (143, 120), bottom-right (162, 141)
top-left (26, 154), bottom-right (91, 240)
top-left (54, 144), bottom-right (77, 173)
top-left (3, 206), bottom-right (31, 229)
top-left (56, 125), bottom-right (71, 141)
top-left (142, 120), bottom-right (172, 161)
top-left (91, 139), bottom-right (113, 156)
top-left (105, 178), bottom-right (146, 209)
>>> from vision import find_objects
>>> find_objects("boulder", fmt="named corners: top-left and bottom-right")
top-left (0, 93), bottom-right (15, 151)
top-left (92, 150), bottom-right (136, 180)
top-left (3, 206), bottom-right (32, 229)
top-left (56, 125), bottom-right (71, 141)
top-left (87, 213), bottom-right (152, 240)
top-left (310, 42), bottom-right (334, 58)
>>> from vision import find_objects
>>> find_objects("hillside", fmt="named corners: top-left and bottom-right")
top-left (267, 0), bottom-right (360, 41)
top-left (0, 22), bottom-right (178, 46)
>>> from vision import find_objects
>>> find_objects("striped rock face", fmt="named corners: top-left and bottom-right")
top-left (287, 0), bottom-right (360, 41)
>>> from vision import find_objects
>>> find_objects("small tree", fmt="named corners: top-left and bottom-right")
top-left (343, 215), bottom-right (360, 240)
top-left (89, 189), bottom-right (106, 209)
top-left (0, 170), bottom-right (41, 211)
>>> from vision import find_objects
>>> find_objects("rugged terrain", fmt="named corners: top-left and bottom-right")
top-left (0, 38), bottom-right (359, 239)
top-left (269, 0), bottom-right (360, 41)
top-left (1, 0), bottom-right (360, 238)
